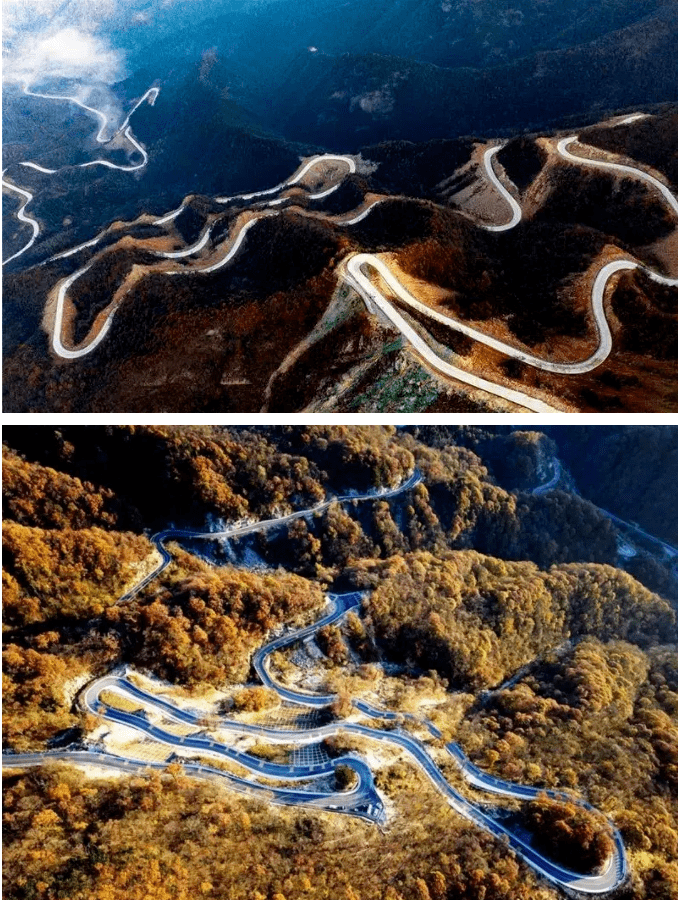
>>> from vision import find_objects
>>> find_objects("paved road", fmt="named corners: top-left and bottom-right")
top-left (344, 249), bottom-right (676, 379)
top-left (117, 469), bottom-right (421, 604)
top-left (20, 161), bottom-right (58, 175)
top-left (51, 236), bottom-right (102, 262)
top-left (72, 577), bottom-right (625, 893)
top-left (615, 113), bottom-right (649, 126)
top-left (557, 135), bottom-right (678, 219)
top-left (78, 126), bottom-right (149, 173)
top-left (2, 173), bottom-right (40, 266)
top-left (2, 86), bottom-right (159, 269)
top-left (51, 264), bottom-right (117, 360)
top-left (48, 654), bottom-right (624, 892)
top-left (156, 225), bottom-right (213, 259)
top-left (2, 464), bottom-right (628, 892)
top-left (25, 114), bottom-right (678, 405)
top-left (71, 671), bottom-right (627, 891)
top-left (216, 154), bottom-right (356, 205)
top-left (23, 84), bottom-right (112, 143)
top-left (117, 88), bottom-right (161, 134)
top-left (21, 84), bottom-right (158, 172)
top-left (339, 131), bottom-right (678, 403)
top-left (530, 455), bottom-right (678, 559)
top-left (343, 254), bottom-right (562, 412)
top-left (2, 749), bottom-right (383, 823)
top-left (253, 593), bottom-right (364, 705)
top-left (154, 153), bottom-right (357, 241)
top-left (50, 214), bottom-right (271, 359)
top-left (481, 145), bottom-right (522, 232)
top-left (532, 458), bottom-right (563, 495)
top-left (595, 506), bottom-right (678, 559)
top-left (193, 215), bottom-right (273, 276)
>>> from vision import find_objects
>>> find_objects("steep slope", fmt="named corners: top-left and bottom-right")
top-left (3, 109), bottom-right (677, 413)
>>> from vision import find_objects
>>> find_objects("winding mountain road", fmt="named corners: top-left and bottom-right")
top-left (19, 114), bottom-right (678, 411)
top-left (20, 83), bottom-right (158, 172)
top-left (1, 173), bottom-right (40, 266)
top-left (2, 469), bottom-right (628, 893)
top-left (343, 254), bottom-right (562, 412)
top-left (216, 154), bottom-right (355, 205)
top-left (47, 151), bottom-right (364, 358)
top-left (557, 136), bottom-right (678, 218)
top-left (23, 84), bottom-right (112, 143)
top-left (4, 587), bottom-right (627, 893)
top-left (117, 469), bottom-right (421, 603)
top-left (50, 264), bottom-right (116, 360)
top-left (2, 86), bottom-right (159, 267)
top-left (341, 131), bottom-right (676, 407)
top-left (481, 145), bottom-right (522, 232)
top-left (74, 666), bottom-right (626, 892)
top-left (4, 747), bottom-right (383, 823)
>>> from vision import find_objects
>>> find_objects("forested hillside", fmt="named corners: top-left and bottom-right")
top-left (3, 425), bottom-right (677, 900)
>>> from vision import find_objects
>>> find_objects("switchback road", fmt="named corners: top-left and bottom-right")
top-left (343, 254), bottom-right (562, 412)
top-left (1, 173), bottom-right (40, 266)
top-left (2, 469), bottom-right (628, 893)
top-left (2, 86), bottom-right (158, 267)
top-left (20, 115), bottom-right (677, 413)
top-left (117, 469), bottom-right (421, 603)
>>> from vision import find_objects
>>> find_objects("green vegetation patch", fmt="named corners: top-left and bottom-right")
top-left (349, 356), bottom-right (439, 412)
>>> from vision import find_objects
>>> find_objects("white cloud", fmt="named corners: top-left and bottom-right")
top-left (4, 28), bottom-right (125, 86)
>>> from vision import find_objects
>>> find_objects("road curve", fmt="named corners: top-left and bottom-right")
top-left (38, 126), bottom-right (677, 381)
top-left (5, 85), bottom-right (159, 271)
top-left (557, 136), bottom-right (678, 219)
top-left (23, 84), bottom-right (111, 143)
top-left (155, 225), bottom-right (213, 259)
top-left (51, 265), bottom-right (117, 359)
top-left (49, 214), bottom-right (268, 359)
top-left (20, 161), bottom-right (58, 175)
top-left (216, 154), bottom-right (355, 205)
top-left (0, 468), bottom-right (628, 892)
top-left (351, 251), bottom-right (676, 377)
top-left (251, 589), bottom-right (628, 894)
top-left (3, 748), bottom-right (383, 824)
top-left (117, 88), bottom-right (160, 133)
top-left (344, 254), bottom-right (562, 412)
top-left (2, 174), bottom-right (41, 266)
top-left (117, 469), bottom-right (421, 603)
top-left (78, 126), bottom-right (149, 173)
top-left (74, 589), bottom-right (625, 893)
top-left (481, 145), bottom-right (522, 232)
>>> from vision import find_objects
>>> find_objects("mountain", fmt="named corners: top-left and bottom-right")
top-left (273, 2), bottom-right (678, 149)
top-left (3, 0), bottom-right (677, 412)
top-left (3, 424), bottom-right (678, 900)
top-left (4, 107), bottom-right (678, 412)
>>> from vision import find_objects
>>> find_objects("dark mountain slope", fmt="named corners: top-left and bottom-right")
top-left (273, 4), bottom-right (678, 149)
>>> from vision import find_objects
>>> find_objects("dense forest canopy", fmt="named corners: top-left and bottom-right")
top-left (2, 425), bottom-right (677, 900)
